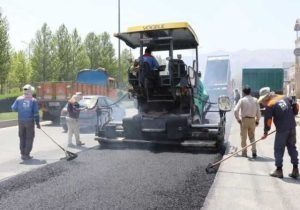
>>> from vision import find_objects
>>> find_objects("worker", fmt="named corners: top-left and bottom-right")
top-left (259, 87), bottom-right (299, 178)
top-left (66, 93), bottom-right (85, 147)
top-left (142, 47), bottom-right (160, 71)
top-left (194, 72), bottom-right (209, 122)
top-left (234, 85), bottom-right (261, 158)
top-left (233, 89), bottom-right (241, 105)
top-left (11, 84), bottom-right (40, 160)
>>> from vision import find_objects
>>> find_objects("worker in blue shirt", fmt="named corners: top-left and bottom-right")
top-left (11, 84), bottom-right (40, 161)
top-left (259, 87), bottom-right (299, 179)
top-left (142, 47), bottom-right (160, 71)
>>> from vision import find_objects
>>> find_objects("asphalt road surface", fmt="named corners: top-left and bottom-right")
top-left (0, 142), bottom-right (222, 210)
top-left (0, 109), bottom-right (233, 210)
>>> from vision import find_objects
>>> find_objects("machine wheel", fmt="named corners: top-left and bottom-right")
top-left (216, 124), bottom-right (226, 155)
top-left (98, 140), bottom-right (110, 149)
top-left (217, 141), bottom-right (226, 155)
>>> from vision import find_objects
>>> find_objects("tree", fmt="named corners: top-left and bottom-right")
top-left (31, 23), bottom-right (54, 82)
top-left (52, 24), bottom-right (72, 81)
top-left (0, 12), bottom-right (11, 94)
top-left (84, 32), bottom-right (118, 75)
top-left (120, 48), bottom-right (134, 81)
top-left (99, 32), bottom-right (117, 76)
top-left (84, 32), bottom-right (101, 69)
top-left (70, 29), bottom-right (89, 77)
top-left (7, 51), bottom-right (32, 90)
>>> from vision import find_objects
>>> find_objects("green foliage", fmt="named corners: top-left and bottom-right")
top-left (0, 12), bottom-right (11, 94)
top-left (53, 24), bottom-right (72, 81)
top-left (85, 32), bottom-right (101, 69)
top-left (31, 23), bottom-right (54, 82)
top-left (70, 29), bottom-right (90, 75)
top-left (0, 91), bottom-right (21, 100)
top-left (84, 32), bottom-right (118, 78)
top-left (7, 51), bottom-right (32, 90)
top-left (31, 24), bottom-right (91, 83)
top-left (99, 32), bottom-right (117, 76)
top-left (0, 112), bottom-right (17, 120)
top-left (1, 19), bottom-right (124, 92)
top-left (120, 48), bottom-right (134, 82)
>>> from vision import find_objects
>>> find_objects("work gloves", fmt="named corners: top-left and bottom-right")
top-left (261, 132), bottom-right (268, 139)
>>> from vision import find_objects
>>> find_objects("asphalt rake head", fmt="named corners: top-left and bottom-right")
top-left (64, 151), bottom-right (78, 161)
top-left (205, 163), bottom-right (218, 174)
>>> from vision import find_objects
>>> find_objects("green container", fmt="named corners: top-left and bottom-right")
top-left (242, 68), bottom-right (284, 97)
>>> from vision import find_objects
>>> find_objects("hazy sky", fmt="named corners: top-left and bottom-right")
top-left (1, 0), bottom-right (300, 54)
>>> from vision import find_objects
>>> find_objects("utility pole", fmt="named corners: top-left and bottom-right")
top-left (118, 0), bottom-right (121, 88)
top-left (294, 19), bottom-right (300, 98)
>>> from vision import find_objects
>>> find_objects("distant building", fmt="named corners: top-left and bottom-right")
top-left (282, 62), bottom-right (295, 95)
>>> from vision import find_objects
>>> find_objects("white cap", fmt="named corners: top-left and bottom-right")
top-left (23, 84), bottom-right (34, 96)
top-left (258, 87), bottom-right (271, 103)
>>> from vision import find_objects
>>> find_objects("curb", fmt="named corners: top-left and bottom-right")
top-left (0, 120), bottom-right (18, 128)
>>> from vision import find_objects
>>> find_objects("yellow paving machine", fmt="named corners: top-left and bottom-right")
top-left (95, 22), bottom-right (231, 152)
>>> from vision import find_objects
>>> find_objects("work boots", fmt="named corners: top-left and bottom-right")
top-left (21, 155), bottom-right (33, 161)
top-left (241, 151), bottom-right (247, 157)
top-left (289, 167), bottom-right (299, 179)
top-left (269, 168), bottom-right (283, 178)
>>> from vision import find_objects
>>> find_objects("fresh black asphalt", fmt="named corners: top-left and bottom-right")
top-left (0, 143), bottom-right (221, 210)
top-left (0, 109), bottom-right (233, 210)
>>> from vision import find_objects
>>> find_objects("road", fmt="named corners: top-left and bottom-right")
top-left (0, 122), bottom-right (98, 181)
top-left (0, 108), bottom-right (231, 209)
top-left (0, 143), bottom-right (221, 209)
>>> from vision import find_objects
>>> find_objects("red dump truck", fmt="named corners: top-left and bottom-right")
top-left (36, 68), bottom-right (117, 123)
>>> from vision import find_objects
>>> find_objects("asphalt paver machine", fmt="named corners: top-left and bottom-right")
top-left (95, 22), bottom-right (231, 152)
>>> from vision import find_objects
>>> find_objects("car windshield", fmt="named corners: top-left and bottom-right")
top-left (105, 98), bottom-right (113, 105)
top-left (79, 97), bottom-right (98, 109)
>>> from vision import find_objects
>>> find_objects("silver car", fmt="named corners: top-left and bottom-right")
top-left (60, 95), bottom-right (126, 132)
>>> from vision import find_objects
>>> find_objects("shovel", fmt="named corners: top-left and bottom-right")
top-left (206, 130), bottom-right (276, 173)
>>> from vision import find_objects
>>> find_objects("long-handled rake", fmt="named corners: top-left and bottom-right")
top-left (206, 130), bottom-right (276, 173)
top-left (40, 128), bottom-right (78, 161)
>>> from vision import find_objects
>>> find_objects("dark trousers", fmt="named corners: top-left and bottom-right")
top-left (274, 128), bottom-right (299, 167)
top-left (18, 120), bottom-right (35, 156)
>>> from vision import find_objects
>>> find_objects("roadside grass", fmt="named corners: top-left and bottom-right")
top-left (0, 112), bottom-right (17, 120)
top-left (0, 111), bottom-right (43, 121)
top-left (0, 91), bottom-right (22, 100)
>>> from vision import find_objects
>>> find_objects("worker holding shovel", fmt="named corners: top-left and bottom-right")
top-left (259, 87), bottom-right (299, 179)
top-left (11, 84), bottom-right (40, 161)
